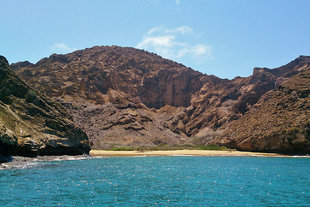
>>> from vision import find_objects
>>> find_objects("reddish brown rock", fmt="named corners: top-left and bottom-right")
top-left (12, 46), bottom-right (310, 154)
top-left (13, 46), bottom-right (200, 148)
top-left (13, 46), bottom-right (204, 108)
top-left (212, 57), bottom-right (310, 153)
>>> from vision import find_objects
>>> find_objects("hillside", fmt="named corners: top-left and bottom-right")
top-left (12, 46), bottom-right (206, 108)
top-left (188, 56), bottom-right (310, 141)
top-left (13, 46), bottom-right (207, 148)
top-left (212, 56), bottom-right (310, 153)
top-left (12, 46), bottom-right (310, 154)
top-left (0, 56), bottom-right (89, 162)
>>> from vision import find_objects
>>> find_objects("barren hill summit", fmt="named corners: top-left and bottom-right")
top-left (12, 46), bottom-right (208, 109)
top-left (12, 46), bottom-right (310, 154)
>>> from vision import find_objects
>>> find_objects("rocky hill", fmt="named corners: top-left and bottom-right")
top-left (212, 56), bottom-right (310, 154)
top-left (12, 46), bottom-right (310, 154)
top-left (12, 46), bottom-right (205, 108)
top-left (187, 56), bottom-right (310, 140)
top-left (13, 46), bottom-right (207, 148)
top-left (0, 56), bottom-right (89, 162)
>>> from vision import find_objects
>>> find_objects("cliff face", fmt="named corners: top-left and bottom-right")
top-left (12, 46), bottom-right (204, 108)
top-left (12, 46), bottom-right (310, 154)
top-left (183, 56), bottom-right (310, 144)
top-left (13, 46), bottom-right (204, 148)
top-left (0, 56), bottom-right (90, 160)
top-left (212, 56), bottom-right (310, 153)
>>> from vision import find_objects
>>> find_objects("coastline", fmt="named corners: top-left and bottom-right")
top-left (2, 150), bottom-right (309, 170)
top-left (0, 154), bottom-right (91, 170)
top-left (89, 149), bottom-right (287, 157)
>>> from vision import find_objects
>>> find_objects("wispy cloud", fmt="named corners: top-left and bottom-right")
top-left (136, 26), bottom-right (212, 61)
top-left (147, 25), bottom-right (192, 35)
top-left (176, 0), bottom-right (180, 5)
top-left (50, 43), bottom-right (76, 54)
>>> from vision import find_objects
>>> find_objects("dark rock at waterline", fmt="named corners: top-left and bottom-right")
top-left (0, 154), bottom-right (91, 169)
top-left (0, 155), bottom-right (13, 163)
top-left (0, 55), bottom-right (90, 159)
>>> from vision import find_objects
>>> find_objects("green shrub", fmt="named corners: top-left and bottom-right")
top-left (197, 144), bottom-right (228, 150)
top-left (106, 144), bottom-right (232, 151)
top-left (107, 147), bottom-right (136, 151)
top-left (287, 127), bottom-right (299, 135)
top-left (25, 90), bottom-right (37, 103)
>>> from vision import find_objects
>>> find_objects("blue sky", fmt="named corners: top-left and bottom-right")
top-left (1, 0), bottom-right (309, 79)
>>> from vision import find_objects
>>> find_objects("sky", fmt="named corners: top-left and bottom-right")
top-left (1, 0), bottom-right (310, 79)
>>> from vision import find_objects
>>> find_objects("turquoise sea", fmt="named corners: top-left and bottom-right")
top-left (1, 156), bottom-right (310, 207)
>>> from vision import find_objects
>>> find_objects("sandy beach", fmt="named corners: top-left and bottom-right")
top-left (90, 150), bottom-right (286, 157)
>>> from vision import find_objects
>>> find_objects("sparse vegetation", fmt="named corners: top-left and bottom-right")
top-left (196, 144), bottom-right (228, 150)
top-left (9, 47), bottom-right (310, 155)
top-left (106, 144), bottom-right (234, 151)
top-left (107, 147), bottom-right (136, 151)
top-left (25, 90), bottom-right (37, 103)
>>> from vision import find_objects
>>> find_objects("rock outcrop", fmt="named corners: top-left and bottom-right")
top-left (12, 46), bottom-right (310, 154)
top-left (64, 101), bottom-right (188, 149)
top-left (13, 46), bottom-right (202, 148)
top-left (212, 56), bottom-right (310, 153)
top-left (12, 46), bottom-right (204, 108)
top-left (0, 55), bottom-right (90, 161)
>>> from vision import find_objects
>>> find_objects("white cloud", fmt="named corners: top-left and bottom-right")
top-left (147, 25), bottom-right (192, 35)
top-left (147, 27), bottom-right (161, 35)
top-left (50, 43), bottom-right (76, 54)
top-left (176, 0), bottom-right (180, 5)
top-left (137, 35), bottom-right (175, 48)
top-left (175, 26), bottom-right (192, 35)
top-left (136, 26), bottom-right (212, 61)
top-left (192, 44), bottom-right (210, 56)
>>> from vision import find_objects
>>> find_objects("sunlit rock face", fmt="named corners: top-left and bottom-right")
top-left (0, 55), bottom-right (90, 161)
top-left (13, 46), bottom-right (310, 154)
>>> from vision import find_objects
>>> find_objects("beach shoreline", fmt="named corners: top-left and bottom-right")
top-left (1, 150), bottom-right (308, 170)
top-left (89, 149), bottom-right (288, 157)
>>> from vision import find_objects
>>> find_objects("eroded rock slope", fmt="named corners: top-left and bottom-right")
top-left (0, 56), bottom-right (89, 161)
top-left (12, 46), bottom-right (310, 153)
top-left (212, 56), bottom-right (310, 153)
top-left (13, 46), bottom-right (203, 148)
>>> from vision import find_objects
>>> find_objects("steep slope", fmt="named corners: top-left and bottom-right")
top-left (13, 45), bottom-right (310, 153)
top-left (13, 46), bottom-right (204, 148)
top-left (12, 46), bottom-right (205, 108)
top-left (0, 56), bottom-right (89, 161)
top-left (186, 56), bottom-right (310, 140)
top-left (212, 56), bottom-right (310, 153)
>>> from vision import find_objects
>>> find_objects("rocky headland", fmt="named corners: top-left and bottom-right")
top-left (6, 46), bottom-right (310, 155)
top-left (0, 56), bottom-right (90, 162)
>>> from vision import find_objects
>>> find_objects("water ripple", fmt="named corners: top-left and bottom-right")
top-left (1, 156), bottom-right (309, 206)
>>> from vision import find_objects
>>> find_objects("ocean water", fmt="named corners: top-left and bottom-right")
top-left (0, 156), bottom-right (309, 207)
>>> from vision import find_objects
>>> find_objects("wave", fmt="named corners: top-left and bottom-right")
top-left (0, 154), bottom-right (93, 170)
